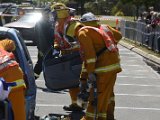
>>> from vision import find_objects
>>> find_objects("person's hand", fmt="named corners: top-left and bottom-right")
top-left (0, 78), bottom-right (10, 101)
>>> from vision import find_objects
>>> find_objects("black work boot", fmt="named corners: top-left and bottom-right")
top-left (63, 103), bottom-right (84, 111)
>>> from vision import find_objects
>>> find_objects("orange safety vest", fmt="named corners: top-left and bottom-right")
top-left (54, 18), bottom-right (73, 50)
top-left (79, 25), bottom-right (118, 52)
top-left (54, 31), bottom-right (71, 50)
top-left (0, 48), bottom-right (18, 72)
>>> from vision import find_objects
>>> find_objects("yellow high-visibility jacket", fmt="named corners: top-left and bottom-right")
top-left (77, 25), bottom-right (122, 75)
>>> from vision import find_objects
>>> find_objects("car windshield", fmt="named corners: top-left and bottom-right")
top-left (16, 30), bottom-right (31, 62)
top-left (18, 13), bottom-right (42, 23)
top-left (5, 7), bottom-right (16, 14)
top-left (22, 7), bottom-right (43, 13)
top-left (0, 8), bottom-right (6, 12)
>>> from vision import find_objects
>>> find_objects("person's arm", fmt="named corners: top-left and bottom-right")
top-left (77, 29), bottom-right (96, 74)
top-left (107, 25), bottom-right (122, 43)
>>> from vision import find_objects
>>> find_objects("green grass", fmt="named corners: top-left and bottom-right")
top-left (99, 20), bottom-right (116, 27)
top-left (122, 16), bottom-right (135, 21)
top-left (122, 38), bottom-right (160, 58)
top-left (75, 15), bottom-right (134, 28)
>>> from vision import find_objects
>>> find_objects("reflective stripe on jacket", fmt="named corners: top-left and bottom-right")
top-left (79, 25), bottom-right (118, 52)
top-left (77, 25), bottom-right (122, 74)
top-left (8, 79), bottom-right (26, 90)
top-left (54, 18), bottom-right (72, 50)
top-left (54, 31), bottom-right (71, 50)
top-left (0, 78), bottom-right (26, 102)
top-left (0, 48), bottom-right (18, 72)
top-left (86, 111), bottom-right (107, 119)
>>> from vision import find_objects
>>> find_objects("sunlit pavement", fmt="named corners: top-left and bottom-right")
top-left (27, 44), bottom-right (160, 120)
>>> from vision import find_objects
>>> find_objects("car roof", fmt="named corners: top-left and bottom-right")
top-left (18, 12), bottom-right (42, 22)
top-left (0, 26), bottom-right (33, 68)
top-left (4, 12), bottom-right (43, 28)
top-left (0, 27), bottom-right (20, 43)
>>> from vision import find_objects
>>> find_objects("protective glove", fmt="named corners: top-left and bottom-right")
top-left (52, 49), bottom-right (60, 58)
top-left (77, 91), bottom-right (89, 109)
top-left (77, 82), bottom-right (89, 109)
top-left (0, 78), bottom-right (10, 101)
top-left (88, 73), bottom-right (98, 107)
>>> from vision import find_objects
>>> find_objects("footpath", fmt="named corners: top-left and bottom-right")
top-left (119, 38), bottom-right (160, 72)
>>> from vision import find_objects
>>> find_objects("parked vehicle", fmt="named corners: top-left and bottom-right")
top-left (0, 27), bottom-right (36, 119)
top-left (4, 12), bottom-right (43, 45)
top-left (0, 4), bottom-right (21, 26)
top-left (21, 7), bottom-right (44, 13)
top-left (0, 2), bottom-right (43, 26)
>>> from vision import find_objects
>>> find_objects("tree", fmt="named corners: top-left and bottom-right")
top-left (0, 0), bottom-right (24, 3)
top-left (121, 0), bottom-right (159, 19)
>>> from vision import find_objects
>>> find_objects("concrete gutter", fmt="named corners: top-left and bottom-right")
top-left (119, 40), bottom-right (160, 71)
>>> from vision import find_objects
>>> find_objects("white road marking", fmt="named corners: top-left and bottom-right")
top-left (36, 89), bottom-right (160, 98)
top-left (115, 93), bottom-right (160, 97)
top-left (121, 64), bottom-right (143, 67)
top-left (116, 107), bottom-right (160, 111)
top-left (36, 104), bottom-right (63, 107)
top-left (118, 75), bottom-right (158, 79)
top-left (36, 104), bottom-right (160, 111)
top-left (36, 80), bottom-right (44, 82)
top-left (115, 83), bottom-right (160, 87)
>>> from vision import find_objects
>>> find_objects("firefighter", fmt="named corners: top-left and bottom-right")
top-left (79, 12), bottom-right (122, 120)
top-left (51, 2), bottom-right (84, 111)
top-left (0, 39), bottom-right (26, 120)
top-left (65, 12), bottom-right (122, 120)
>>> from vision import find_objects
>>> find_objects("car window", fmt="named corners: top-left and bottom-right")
top-left (0, 32), bottom-right (21, 64)
top-left (9, 7), bottom-right (16, 14)
top-left (4, 7), bottom-right (17, 14)
top-left (0, 8), bottom-right (6, 12)
top-left (18, 13), bottom-right (42, 23)
top-left (16, 31), bottom-right (31, 62)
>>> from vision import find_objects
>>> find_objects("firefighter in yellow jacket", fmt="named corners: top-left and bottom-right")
top-left (51, 2), bottom-right (84, 111)
top-left (66, 13), bottom-right (122, 120)
top-left (80, 12), bottom-right (122, 120)
top-left (0, 39), bottom-right (26, 120)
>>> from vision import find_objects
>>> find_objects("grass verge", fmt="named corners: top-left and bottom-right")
top-left (121, 38), bottom-right (160, 58)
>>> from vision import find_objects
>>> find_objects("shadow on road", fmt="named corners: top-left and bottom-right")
top-left (40, 111), bottom-right (85, 120)
top-left (37, 86), bottom-right (69, 94)
top-left (144, 58), bottom-right (160, 74)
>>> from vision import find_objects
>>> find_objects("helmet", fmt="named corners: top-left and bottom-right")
top-left (51, 3), bottom-right (70, 19)
top-left (51, 2), bottom-right (69, 11)
top-left (80, 12), bottom-right (98, 22)
top-left (0, 39), bottom-right (16, 52)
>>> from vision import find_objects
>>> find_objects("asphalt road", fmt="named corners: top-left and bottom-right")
top-left (27, 44), bottom-right (160, 120)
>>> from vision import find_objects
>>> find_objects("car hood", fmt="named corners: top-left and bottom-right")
top-left (4, 21), bottom-right (36, 28)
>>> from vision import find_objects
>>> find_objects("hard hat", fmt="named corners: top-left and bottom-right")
top-left (80, 12), bottom-right (98, 22)
top-left (51, 2), bottom-right (69, 11)
top-left (0, 39), bottom-right (16, 52)
top-left (51, 2), bottom-right (70, 19)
